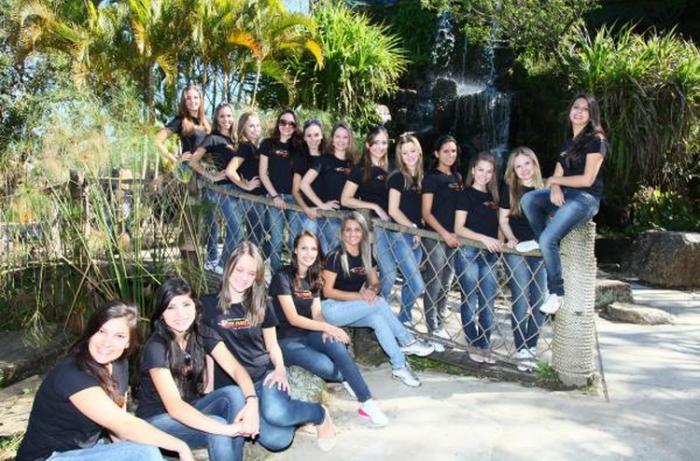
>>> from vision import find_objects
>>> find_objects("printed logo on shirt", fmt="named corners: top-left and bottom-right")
top-left (350, 266), bottom-right (367, 276)
top-left (294, 289), bottom-right (314, 300)
top-left (334, 167), bottom-right (352, 175)
top-left (274, 148), bottom-right (289, 158)
top-left (218, 317), bottom-right (252, 330)
top-left (483, 201), bottom-right (498, 210)
top-left (448, 182), bottom-right (464, 191)
top-left (375, 174), bottom-right (386, 181)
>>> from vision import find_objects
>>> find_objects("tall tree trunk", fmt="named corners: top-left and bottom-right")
top-left (251, 60), bottom-right (262, 106)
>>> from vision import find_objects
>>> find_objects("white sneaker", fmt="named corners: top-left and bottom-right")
top-left (517, 360), bottom-right (536, 372)
top-left (392, 364), bottom-right (421, 387)
top-left (401, 339), bottom-right (434, 357)
top-left (514, 349), bottom-right (531, 360)
top-left (540, 293), bottom-right (563, 315)
top-left (515, 240), bottom-right (540, 253)
top-left (341, 381), bottom-right (356, 399)
top-left (204, 261), bottom-right (223, 275)
top-left (358, 399), bottom-right (388, 427)
top-left (433, 327), bottom-right (450, 340)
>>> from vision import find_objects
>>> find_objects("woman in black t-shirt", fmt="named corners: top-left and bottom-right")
top-left (201, 241), bottom-right (336, 452)
top-left (519, 93), bottom-right (608, 315)
top-left (259, 109), bottom-right (302, 273)
top-left (291, 119), bottom-right (326, 238)
top-left (321, 213), bottom-right (433, 389)
top-left (499, 147), bottom-right (547, 371)
top-left (155, 85), bottom-right (211, 168)
top-left (137, 277), bottom-right (260, 461)
top-left (17, 302), bottom-right (193, 461)
top-left (300, 122), bottom-right (358, 253)
top-left (272, 231), bottom-right (388, 427)
top-left (454, 152), bottom-right (502, 364)
top-left (189, 103), bottom-right (239, 273)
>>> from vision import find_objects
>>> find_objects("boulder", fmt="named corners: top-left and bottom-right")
top-left (624, 231), bottom-right (700, 288)
top-left (601, 302), bottom-right (675, 325)
top-left (595, 279), bottom-right (634, 310)
top-left (0, 375), bottom-right (42, 438)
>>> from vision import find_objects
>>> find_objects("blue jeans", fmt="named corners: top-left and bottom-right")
top-left (280, 331), bottom-right (372, 402)
top-left (456, 247), bottom-right (498, 349)
top-left (255, 375), bottom-right (324, 452)
top-left (504, 253), bottom-right (547, 351)
top-left (422, 238), bottom-right (458, 332)
top-left (146, 386), bottom-right (245, 461)
top-left (374, 229), bottom-right (425, 323)
top-left (322, 298), bottom-right (413, 368)
top-left (267, 194), bottom-right (297, 273)
top-left (47, 441), bottom-right (163, 460)
top-left (521, 188), bottom-right (600, 296)
top-left (206, 185), bottom-right (242, 266)
top-left (319, 216), bottom-right (341, 254)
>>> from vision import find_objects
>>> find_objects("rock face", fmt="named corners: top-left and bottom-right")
top-left (624, 231), bottom-right (700, 288)
top-left (602, 302), bottom-right (675, 325)
top-left (595, 279), bottom-right (634, 310)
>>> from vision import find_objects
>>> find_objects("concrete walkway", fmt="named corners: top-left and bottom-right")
top-left (272, 285), bottom-right (700, 461)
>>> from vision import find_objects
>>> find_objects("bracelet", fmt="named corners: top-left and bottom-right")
top-left (245, 395), bottom-right (258, 401)
top-left (271, 194), bottom-right (280, 199)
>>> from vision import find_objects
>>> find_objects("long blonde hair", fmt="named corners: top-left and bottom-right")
top-left (504, 146), bottom-right (544, 217)
top-left (236, 112), bottom-right (260, 147)
top-left (218, 241), bottom-right (267, 326)
top-left (338, 212), bottom-right (372, 280)
top-left (465, 151), bottom-right (500, 205)
top-left (394, 133), bottom-right (424, 191)
top-left (177, 85), bottom-right (211, 136)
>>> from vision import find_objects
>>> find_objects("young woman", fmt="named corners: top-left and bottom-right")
top-left (454, 152), bottom-right (502, 364)
top-left (340, 126), bottom-right (395, 302)
top-left (499, 147), bottom-right (547, 371)
top-left (225, 112), bottom-right (266, 255)
top-left (201, 241), bottom-right (336, 452)
top-left (300, 122), bottom-right (358, 253)
top-left (17, 302), bottom-right (194, 461)
top-left (189, 103), bottom-right (238, 274)
top-left (386, 134), bottom-right (426, 325)
top-left (156, 85), bottom-right (211, 164)
top-left (259, 109), bottom-right (302, 273)
top-left (137, 277), bottom-right (260, 461)
top-left (518, 93), bottom-right (608, 315)
top-left (421, 135), bottom-right (463, 343)
top-left (271, 231), bottom-right (389, 427)
top-left (321, 213), bottom-right (434, 388)
top-left (291, 119), bottom-right (326, 237)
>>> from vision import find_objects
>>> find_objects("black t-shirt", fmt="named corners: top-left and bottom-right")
top-left (16, 356), bottom-right (129, 461)
top-left (500, 183), bottom-right (535, 241)
top-left (199, 132), bottom-right (235, 185)
top-left (233, 142), bottom-right (264, 195)
top-left (456, 187), bottom-right (499, 239)
top-left (324, 248), bottom-right (375, 294)
top-left (165, 116), bottom-right (208, 154)
top-left (260, 138), bottom-right (294, 195)
top-left (558, 136), bottom-right (608, 199)
top-left (269, 266), bottom-right (318, 340)
top-left (347, 165), bottom-right (389, 215)
top-left (292, 153), bottom-right (322, 207)
top-left (136, 327), bottom-right (221, 419)
top-left (201, 294), bottom-right (278, 384)
top-left (422, 169), bottom-right (463, 233)
top-left (310, 154), bottom-right (353, 202)
top-left (387, 171), bottom-right (422, 227)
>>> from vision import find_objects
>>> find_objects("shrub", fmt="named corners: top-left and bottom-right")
top-left (629, 186), bottom-right (700, 232)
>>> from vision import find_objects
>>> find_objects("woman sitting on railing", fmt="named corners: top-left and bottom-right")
top-left (454, 152), bottom-right (502, 365)
top-left (201, 241), bottom-right (336, 452)
top-left (291, 119), bottom-right (326, 237)
top-left (189, 103), bottom-right (238, 274)
top-left (16, 302), bottom-right (194, 461)
top-left (155, 85), bottom-right (210, 166)
top-left (518, 93), bottom-right (608, 315)
top-left (300, 122), bottom-right (358, 253)
top-left (271, 230), bottom-right (388, 427)
top-left (136, 277), bottom-right (259, 461)
top-left (259, 109), bottom-right (302, 273)
top-left (499, 147), bottom-right (547, 371)
top-left (321, 212), bottom-right (434, 388)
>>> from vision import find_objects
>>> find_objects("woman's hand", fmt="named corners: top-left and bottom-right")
top-left (412, 235), bottom-right (421, 249)
top-left (305, 207), bottom-right (319, 220)
top-left (272, 196), bottom-right (286, 210)
top-left (442, 232), bottom-right (460, 248)
top-left (263, 367), bottom-right (289, 392)
top-left (176, 442), bottom-right (195, 461)
top-left (505, 238), bottom-right (518, 249)
top-left (480, 236), bottom-right (502, 253)
top-left (360, 285), bottom-right (379, 304)
top-left (243, 177), bottom-right (261, 191)
top-left (324, 325), bottom-right (351, 344)
top-left (212, 170), bottom-right (227, 182)
top-left (235, 399), bottom-right (260, 438)
top-left (181, 151), bottom-right (193, 162)
top-left (319, 200), bottom-right (340, 211)
top-left (375, 206), bottom-right (390, 221)
top-left (549, 185), bottom-right (565, 207)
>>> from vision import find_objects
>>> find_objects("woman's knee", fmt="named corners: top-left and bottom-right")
top-left (259, 428), bottom-right (294, 452)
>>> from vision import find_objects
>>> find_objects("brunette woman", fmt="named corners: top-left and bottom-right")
top-left (518, 93), bottom-right (608, 315)
top-left (271, 230), bottom-right (388, 427)
top-left (189, 103), bottom-right (238, 274)
top-left (300, 122), bottom-right (358, 253)
top-left (201, 242), bottom-right (336, 452)
top-left (454, 152), bottom-right (502, 364)
top-left (291, 119), bottom-right (326, 237)
top-left (322, 213), bottom-right (434, 388)
top-left (499, 147), bottom-right (547, 371)
top-left (259, 109), bottom-right (302, 272)
top-left (156, 85), bottom-right (211, 164)
top-left (17, 302), bottom-right (193, 461)
top-left (137, 277), bottom-right (260, 461)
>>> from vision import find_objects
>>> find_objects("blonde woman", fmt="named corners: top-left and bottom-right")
top-left (156, 85), bottom-right (211, 164)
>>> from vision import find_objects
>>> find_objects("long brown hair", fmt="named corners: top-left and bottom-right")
top-left (71, 301), bottom-right (139, 405)
top-left (290, 230), bottom-right (324, 293)
top-left (236, 112), bottom-right (260, 147)
top-left (218, 241), bottom-right (267, 326)
top-left (212, 103), bottom-right (237, 142)
top-left (394, 133), bottom-right (424, 191)
top-left (504, 146), bottom-right (544, 217)
top-left (564, 92), bottom-right (607, 166)
top-left (362, 125), bottom-right (389, 183)
top-left (177, 85), bottom-right (211, 136)
top-left (465, 151), bottom-right (500, 205)
top-left (329, 122), bottom-right (359, 165)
